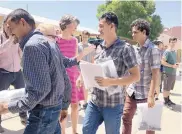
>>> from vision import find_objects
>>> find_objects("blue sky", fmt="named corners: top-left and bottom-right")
top-left (0, 1), bottom-right (181, 30)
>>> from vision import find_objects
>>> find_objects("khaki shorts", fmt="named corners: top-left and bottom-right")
top-left (163, 73), bottom-right (176, 91)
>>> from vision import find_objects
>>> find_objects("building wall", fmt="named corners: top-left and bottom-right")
top-left (158, 33), bottom-right (181, 50)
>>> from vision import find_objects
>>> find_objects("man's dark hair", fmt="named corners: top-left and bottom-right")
top-left (169, 37), bottom-right (177, 43)
top-left (153, 40), bottom-right (163, 46)
top-left (100, 12), bottom-right (119, 29)
top-left (7, 8), bottom-right (35, 28)
top-left (131, 18), bottom-right (150, 36)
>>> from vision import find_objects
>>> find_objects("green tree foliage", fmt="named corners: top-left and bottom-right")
top-left (97, 1), bottom-right (163, 40)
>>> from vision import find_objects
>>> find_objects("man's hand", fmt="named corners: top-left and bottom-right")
top-left (60, 110), bottom-right (68, 122)
top-left (0, 102), bottom-right (9, 114)
top-left (77, 45), bottom-right (95, 62)
top-left (95, 77), bottom-right (112, 87)
top-left (147, 96), bottom-right (155, 108)
top-left (82, 45), bottom-right (96, 56)
top-left (172, 63), bottom-right (179, 69)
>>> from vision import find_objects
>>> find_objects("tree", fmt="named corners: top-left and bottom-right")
top-left (97, 1), bottom-right (163, 40)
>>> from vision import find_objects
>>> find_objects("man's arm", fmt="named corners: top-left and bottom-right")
top-left (109, 66), bottom-right (140, 86)
top-left (161, 57), bottom-right (177, 68)
top-left (148, 48), bottom-right (161, 107)
top-left (108, 45), bottom-right (140, 86)
top-left (161, 51), bottom-right (179, 69)
top-left (8, 45), bottom-right (51, 113)
top-left (62, 46), bottom-right (95, 68)
top-left (62, 55), bottom-right (78, 68)
top-left (148, 68), bottom-right (159, 97)
top-left (61, 66), bottom-right (72, 110)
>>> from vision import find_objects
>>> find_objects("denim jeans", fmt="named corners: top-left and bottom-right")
top-left (24, 104), bottom-right (61, 134)
top-left (82, 101), bottom-right (123, 134)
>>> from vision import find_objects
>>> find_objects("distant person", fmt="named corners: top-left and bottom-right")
top-left (153, 40), bottom-right (164, 100)
top-left (161, 37), bottom-right (179, 109)
top-left (0, 16), bottom-right (27, 133)
top-left (76, 30), bottom-right (95, 110)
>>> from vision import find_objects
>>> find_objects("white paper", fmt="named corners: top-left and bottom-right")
top-left (0, 88), bottom-right (25, 102)
top-left (80, 59), bottom-right (123, 96)
top-left (99, 59), bottom-right (123, 96)
top-left (136, 102), bottom-right (163, 131)
top-left (80, 62), bottom-right (106, 90)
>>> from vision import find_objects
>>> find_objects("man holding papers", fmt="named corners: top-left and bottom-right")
top-left (82, 12), bottom-right (140, 134)
top-left (122, 19), bottom-right (161, 134)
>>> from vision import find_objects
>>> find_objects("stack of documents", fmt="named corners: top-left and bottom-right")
top-left (80, 59), bottom-right (123, 96)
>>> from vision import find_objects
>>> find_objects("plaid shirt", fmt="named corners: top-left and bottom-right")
top-left (127, 39), bottom-right (161, 99)
top-left (8, 30), bottom-right (77, 113)
top-left (91, 38), bottom-right (138, 107)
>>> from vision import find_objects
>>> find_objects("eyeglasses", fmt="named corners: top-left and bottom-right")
top-left (46, 35), bottom-right (57, 39)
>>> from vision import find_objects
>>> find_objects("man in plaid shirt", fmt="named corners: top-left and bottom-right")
top-left (82, 12), bottom-right (140, 134)
top-left (122, 19), bottom-right (161, 134)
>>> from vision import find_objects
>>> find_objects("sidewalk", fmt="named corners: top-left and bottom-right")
top-left (1, 77), bottom-right (181, 134)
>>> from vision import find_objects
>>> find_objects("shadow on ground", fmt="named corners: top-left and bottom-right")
top-left (172, 104), bottom-right (182, 113)
top-left (171, 92), bottom-right (182, 97)
top-left (3, 128), bottom-right (24, 134)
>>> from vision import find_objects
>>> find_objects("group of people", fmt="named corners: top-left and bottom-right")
top-left (0, 8), bottom-right (179, 134)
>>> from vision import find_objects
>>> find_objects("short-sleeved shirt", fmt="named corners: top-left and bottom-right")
top-left (163, 50), bottom-right (177, 75)
top-left (78, 43), bottom-right (95, 63)
top-left (127, 39), bottom-right (161, 99)
top-left (91, 38), bottom-right (138, 107)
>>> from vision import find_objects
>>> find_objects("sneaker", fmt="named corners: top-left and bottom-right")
top-left (0, 125), bottom-right (4, 133)
top-left (164, 102), bottom-right (173, 110)
top-left (20, 117), bottom-right (27, 126)
top-left (168, 99), bottom-right (176, 105)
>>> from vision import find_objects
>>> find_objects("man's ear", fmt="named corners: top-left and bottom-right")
top-left (143, 30), bottom-right (146, 35)
top-left (20, 18), bottom-right (26, 26)
top-left (110, 23), bottom-right (115, 29)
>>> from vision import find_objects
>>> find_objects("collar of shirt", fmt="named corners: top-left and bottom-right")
top-left (102, 37), bottom-right (125, 50)
top-left (138, 38), bottom-right (153, 52)
top-left (143, 38), bottom-right (151, 48)
top-left (19, 29), bottom-right (43, 50)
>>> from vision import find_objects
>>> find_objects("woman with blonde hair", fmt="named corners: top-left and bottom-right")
top-left (57, 15), bottom-right (83, 134)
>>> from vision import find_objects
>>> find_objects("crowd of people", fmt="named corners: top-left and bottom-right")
top-left (0, 8), bottom-right (180, 134)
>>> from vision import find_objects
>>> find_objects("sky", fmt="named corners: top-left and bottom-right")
top-left (0, 1), bottom-right (181, 30)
